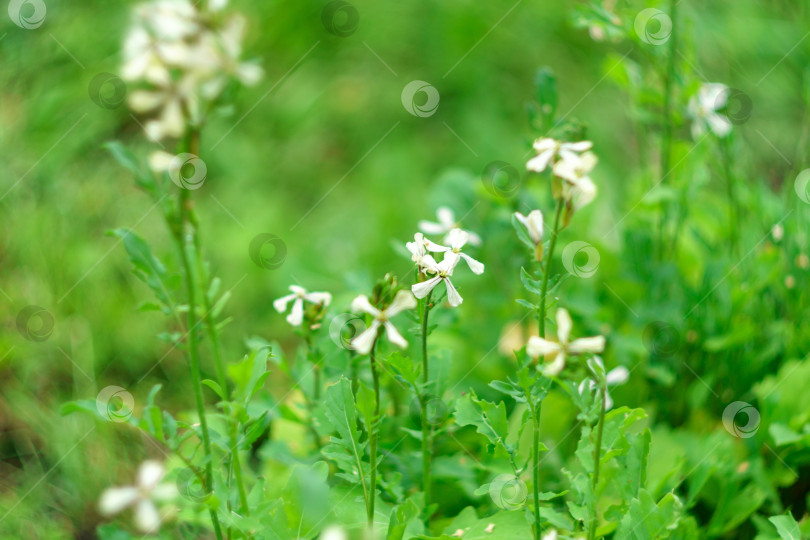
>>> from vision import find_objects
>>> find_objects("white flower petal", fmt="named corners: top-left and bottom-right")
top-left (544, 352), bottom-right (566, 376)
top-left (438, 252), bottom-right (461, 274)
top-left (385, 290), bottom-right (417, 317)
top-left (418, 220), bottom-right (446, 235)
top-left (568, 335), bottom-right (606, 354)
top-left (606, 366), bottom-right (630, 386)
top-left (273, 293), bottom-right (297, 313)
top-left (561, 140), bottom-right (593, 152)
top-left (446, 228), bottom-right (469, 249)
top-left (351, 320), bottom-right (381, 354)
top-left (134, 499), bottom-right (161, 533)
top-left (151, 483), bottom-right (178, 502)
top-left (384, 321), bottom-right (409, 349)
top-left (411, 276), bottom-right (441, 299)
top-left (460, 253), bottom-right (485, 275)
top-left (424, 238), bottom-right (450, 253)
top-left (526, 150), bottom-right (554, 173)
top-left (128, 90), bottom-right (165, 113)
top-left (443, 278), bottom-right (463, 307)
top-left (555, 309), bottom-right (572, 344)
top-left (303, 291), bottom-right (332, 306)
top-left (604, 389), bottom-right (614, 411)
top-left (137, 460), bottom-right (165, 490)
top-left (351, 295), bottom-right (380, 317)
top-left (148, 150), bottom-right (175, 172)
top-left (526, 337), bottom-right (562, 357)
top-left (99, 486), bottom-right (139, 515)
top-left (286, 298), bottom-right (304, 326)
top-left (436, 207), bottom-right (455, 228)
top-left (532, 138), bottom-right (556, 152)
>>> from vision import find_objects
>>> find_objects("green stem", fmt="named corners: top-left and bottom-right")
top-left (230, 418), bottom-right (250, 516)
top-left (720, 137), bottom-right (738, 254)
top-left (657, 0), bottom-right (678, 258)
top-left (539, 198), bottom-right (564, 338)
top-left (420, 290), bottom-right (434, 524)
top-left (532, 408), bottom-right (542, 540)
top-left (588, 381), bottom-right (608, 540)
top-left (368, 338), bottom-right (381, 531)
top-left (174, 130), bottom-right (223, 540)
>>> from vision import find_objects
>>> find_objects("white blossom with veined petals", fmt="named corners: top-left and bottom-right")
top-left (526, 138), bottom-right (593, 173)
top-left (553, 152), bottom-right (598, 211)
top-left (688, 83), bottom-right (732, 139)
top-left (418, 207), bottom-right (482, 246)
top-left (423, 228), bottom-right (484, 275)
top-left (98, 461), bottom-right (177, 533)
top-left (411, 253), bottom-right (464, 307)
top-left (350, 291), bottom-right (417, 354)
top-left (513, 210), bottom-right (544, 245)
top-left (578, 356), bottom-right (629, 410)
top-left (526, 308), bottom-right (605, 375)
top-left (273, 285), bottom-right (332, 326)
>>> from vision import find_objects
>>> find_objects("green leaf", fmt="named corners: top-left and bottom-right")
top-left (201, 379), bottom-right (226, 400)
top-left (520, 267), bottom-right (543, 295)
top-left (387, 494), bottom-right (424, 540)
top-left (614, 490), bottom-right (683, 539)
top-left (321, 377), bottom-right (371, 497)
top-left (454, 392), bottom-right (516, 464)
top-left (769, 513), bottom-right (801, 540)
top-left (109, 228), bottom-right (178, 316)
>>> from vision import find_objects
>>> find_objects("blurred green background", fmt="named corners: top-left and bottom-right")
top-left (2, 0), bottom-right (810, 537)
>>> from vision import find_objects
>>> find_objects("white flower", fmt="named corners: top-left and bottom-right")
top-left (98, 461), bottom-right (177, 533)
top-left (688, 83), bottom-right (732, 139)
top-left (578, 356), bottom-right (629, 410)
top-left (411, 253), bottom-right (464, 307)
top-left (513, 210), bottom-right (544, 245)
top-left (273, 285), bottom-right (332, 326)
top-left (542, 530), bottom-right (558, 540)
top-left (423, 228), bottom-right (484, 275)
top-left (526, 138), bottom-right (593, 173)
top-left (121, 0), bottom-right (262, 141)
top-left (418, 206), bottom-right (482, 246)
top-left (350, 290), bottom-right (417, 354)
top-left (553, 152), bottom-right (598, 211)
top-left (526, 308), bottom-right (605, 375)
top-left (406, 232), bottom-right (430, 268)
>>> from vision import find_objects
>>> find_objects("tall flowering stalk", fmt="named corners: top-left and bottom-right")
top-left (410, 218), bottom-right (485, 524)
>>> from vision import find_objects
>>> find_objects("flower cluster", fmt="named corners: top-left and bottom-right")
top-left (688, 83), bottom-right (732, 139)
top-left (526, 137), bottom-right (597, 224)
top-left (273, 285), bottom-right (332, 327)
top-left (121, 0), bottom-right (262, 141)
top-left (527, 308), bottom-right (605, 376)
top-left (408, 208), bottom-right (485, 307)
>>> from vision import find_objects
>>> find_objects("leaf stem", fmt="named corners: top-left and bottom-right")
top-left (588, 380), bottom-right (607, 540)
top-left (420, 290), bottom-right (434, 525)
top-left (532, 408), bottom-right (542, 540)
top-left (539, 198), bottom-right (564, 338)
top-left (368, 337), bottom-right (381, 531)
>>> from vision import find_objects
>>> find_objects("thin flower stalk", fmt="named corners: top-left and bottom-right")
top-left (419, 290), bottom-right (434, 524)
